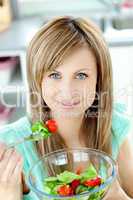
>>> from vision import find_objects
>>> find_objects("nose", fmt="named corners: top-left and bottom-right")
top-left (58, 79), bottom-right (76, 100)
top-left (60, 81), bottom-right (72, 97)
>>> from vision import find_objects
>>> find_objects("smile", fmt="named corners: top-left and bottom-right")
top-left (57, 100), bottom-right (80, 108)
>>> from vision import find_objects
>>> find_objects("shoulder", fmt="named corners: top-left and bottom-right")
top-left (111, 103), bottom-right (132, 159)
top-left (0, 116), bottom-right (32, 143)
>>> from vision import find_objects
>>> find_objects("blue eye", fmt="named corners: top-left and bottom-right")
top-left (76, 73), bottom-right (88, 80)
top-left (48, 73), bottom-right (61, 79)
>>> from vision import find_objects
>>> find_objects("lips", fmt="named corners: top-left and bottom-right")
top-left (58, 100), bottom-right (80, 107)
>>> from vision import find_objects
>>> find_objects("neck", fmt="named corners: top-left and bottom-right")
top-left (50, 111), bottom-right (85, 148)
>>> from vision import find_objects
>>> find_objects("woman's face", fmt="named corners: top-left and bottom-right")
top-left (41, 46), bottom-right (97, 118)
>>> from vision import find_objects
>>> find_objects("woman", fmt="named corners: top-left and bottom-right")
top-left (0, 16), bottom-right (133, 200)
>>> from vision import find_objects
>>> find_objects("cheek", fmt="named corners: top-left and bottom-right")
top-left (81, 79), bottom-right (97, 108)
top-left (86, 88), bottom-right (96, 106)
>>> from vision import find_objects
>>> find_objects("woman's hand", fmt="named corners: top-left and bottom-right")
top-left (103, 179), bottom-right (132, 200)
top-left (0, 142), bottom-right (23, 200)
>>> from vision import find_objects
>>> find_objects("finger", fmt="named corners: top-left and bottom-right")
top-left (12, 157), bottom-right (23, 184)
top-left (0, 142), bottom-right (7, 160)
top-left (0, 148), bottom-right (15, 179)
top-left (102, 180), bottom-right (116, 200)
top-left (2, 150), bottom-right (22, 181)
top-left (102, 179), bottom-right (127, 200)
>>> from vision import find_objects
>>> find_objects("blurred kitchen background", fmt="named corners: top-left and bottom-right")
top-left (0, 0), bottom-right (133, 126)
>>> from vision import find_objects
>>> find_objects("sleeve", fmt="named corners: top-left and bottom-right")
top-left (111, 103), bottom-right (132, 160)
top-left (0, 122), bottom-right (31, 174)
top-left (0, 124), bottom-right (17, 144)
top-left (0, 121), bottom-right (40, 200)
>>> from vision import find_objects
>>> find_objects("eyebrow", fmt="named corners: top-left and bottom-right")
top-left (50, 68), bottom-right (90, 73)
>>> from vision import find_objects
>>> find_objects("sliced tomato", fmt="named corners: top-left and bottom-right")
top-left (83, 177), bottom-right (102, 187)
top-left (57, 185), bottom-right (73, 196)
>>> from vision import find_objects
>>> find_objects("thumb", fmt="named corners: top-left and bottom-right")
top-left (102, 180), bottom-right (118, 200)
top-left (102, 179), bottom-right (130, 200)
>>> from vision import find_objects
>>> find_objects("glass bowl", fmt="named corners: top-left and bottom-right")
top-left (28, 148), bottom-right (117, 200)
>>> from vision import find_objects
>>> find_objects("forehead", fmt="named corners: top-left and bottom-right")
top-left (52, 46), bottom-right (97, 73)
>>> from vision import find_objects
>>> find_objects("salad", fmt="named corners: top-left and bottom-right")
top-left (8, 119), bottom-right (58, 149)
top-left (43, 164), bottom-right (106, 200)
top-left (25, 119), bottom-right (57, 142)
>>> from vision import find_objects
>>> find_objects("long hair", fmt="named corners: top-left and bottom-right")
top-left (26, 16), bottom-right (113, 157)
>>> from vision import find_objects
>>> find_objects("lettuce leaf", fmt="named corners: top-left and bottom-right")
top-left (31, 121), bottom-right (44, 132)
top-left (57, 171), bottom-right (81, 184)
top-left (44, 176), bottom-right (58, 182)
top-left (80, 164), bottom-right (98, 182)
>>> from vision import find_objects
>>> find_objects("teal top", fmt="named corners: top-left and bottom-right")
top-left (0, 103), bottom-right (132, 200)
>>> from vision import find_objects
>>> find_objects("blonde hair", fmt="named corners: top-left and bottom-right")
top-left (27, 16), bottom-right (113, 157)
